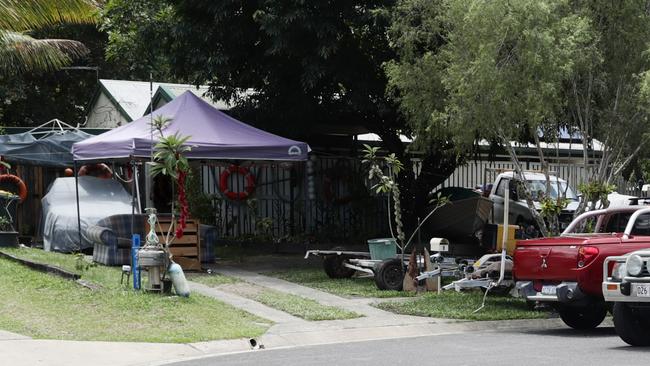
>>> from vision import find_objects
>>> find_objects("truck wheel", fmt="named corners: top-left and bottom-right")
top-left (323, 247), bottom-right (356, 279)
top-left (558, 303), bottom-right (607, 330)
top-left (374, 258), bottom-right (404, 291)
top-left (613, 302), bottom-right (650, 346)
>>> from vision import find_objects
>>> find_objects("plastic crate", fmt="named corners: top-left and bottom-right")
top-left (367, 238), bottom-right (397, 260)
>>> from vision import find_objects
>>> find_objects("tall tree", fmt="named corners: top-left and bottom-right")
top-left (567, 1), bottom-right (650, 213)
top-left (101, 0), bottom-right (177, 81)
top-left (103, 0), bottom-right (462, 229)
top-left (0, 0), bottom-right (98, 75)
top-left (388, 0), bottom-right (592, 235)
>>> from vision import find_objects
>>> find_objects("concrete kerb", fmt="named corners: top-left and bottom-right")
top-left (143, 317), bottom-right (574, 366)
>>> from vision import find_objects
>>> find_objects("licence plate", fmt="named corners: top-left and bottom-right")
top-left (635, 284), bottom-right (650, 297)
top-left (541, 285), bottom-right (557, 295)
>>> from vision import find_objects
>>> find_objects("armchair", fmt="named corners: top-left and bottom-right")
top-left (88, 214), bottom-right (148, 266)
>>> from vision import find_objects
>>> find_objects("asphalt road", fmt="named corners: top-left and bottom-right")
top-left (166, 326), bottom-right (650, 366)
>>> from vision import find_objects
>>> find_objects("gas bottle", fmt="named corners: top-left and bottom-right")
top-left (168, 262), bottom-right (190, 297)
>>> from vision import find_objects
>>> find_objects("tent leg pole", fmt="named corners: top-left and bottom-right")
top-left (131, 159), bottom-right (136, 237)
top-left (74, 161), bottom-right (82, 252)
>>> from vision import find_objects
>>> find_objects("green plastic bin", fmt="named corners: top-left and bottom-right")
top-left (367, 238), bottom-right (397, 260)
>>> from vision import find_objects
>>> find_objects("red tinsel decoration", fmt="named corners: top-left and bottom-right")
top-left (175, 169), bottom-right (189, 238)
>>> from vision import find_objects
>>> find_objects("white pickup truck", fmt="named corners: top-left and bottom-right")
top-left (488, 171), bottom-right (580, 229)
top-left (602, 211), bottom-right (650, 346)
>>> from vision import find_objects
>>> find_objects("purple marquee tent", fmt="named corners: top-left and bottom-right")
top-left (68, 90), bottom-right (310, 251)
top-left (72, 91), bottom-right (310, 162)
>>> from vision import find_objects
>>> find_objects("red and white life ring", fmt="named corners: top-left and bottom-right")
top-left (0, 174), bottom-right (28, 202)
top-left (79, 163), bottom-right (113, 179)
top-left (219, 165), bottom-right (256, 200)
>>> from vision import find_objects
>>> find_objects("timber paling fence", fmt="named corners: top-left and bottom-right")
top-left (199, 155), bottom-right (390, 243)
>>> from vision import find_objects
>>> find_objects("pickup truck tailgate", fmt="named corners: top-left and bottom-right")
top-left (513, 237), bottom-right (588, 281)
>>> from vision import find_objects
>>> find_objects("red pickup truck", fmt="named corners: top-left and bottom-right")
top-left (513, 206), bottom-right (650, 329)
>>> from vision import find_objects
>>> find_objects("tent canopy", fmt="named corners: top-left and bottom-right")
top-left (0, 130), bottom-right (92, 167)
top-left (73, 91), bottom-right (310, 162)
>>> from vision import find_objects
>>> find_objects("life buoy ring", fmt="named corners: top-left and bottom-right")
top-left (322, 160), bottom-right (357, 205)
top-left (0, 174), bottom-right (28, 203)
top-left (79, 163), bottom-right (113, 179)
top-left (219, 165), bottom-right (256, 200)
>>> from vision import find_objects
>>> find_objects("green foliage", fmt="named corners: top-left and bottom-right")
top-left (433, 0), bottom-right (590, 148)
top-left (150, 132), bottom-right (191, 180)
top-left (185, 168), bottom-right (220, 226)
top-left (362, 144), bottom-right (406, 247)
top-left (0, 215), bottom-right (12, 231)
top-left (73, 252), bottom-right (96, 272)
top-left (539, 197), bottom-right (570, 219)
top-left (578, 181), bottom-right (616, 208)
top-left (385, 0), bottom-right (448, 150)
top-left (111, 0), bottom-right (400, 140)
top-left (0, 0), bottom-right (98, 75)
top-left (101, 0), bottom-right (177, 80)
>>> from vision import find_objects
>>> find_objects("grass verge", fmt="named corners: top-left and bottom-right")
top-left (187, 273), bottom-right (241, 286)
top-left (191, 273), bottom-right (362, 321)
top-left (267, 268), bottom-right (415, 298)
top-left (0, 247), bottom-right (271, 342)
top-left (251, 289), bottom-right (361, 321)
top-left (376, 290), bottom-right (550, 321)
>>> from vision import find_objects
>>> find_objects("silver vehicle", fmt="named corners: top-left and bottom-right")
top-left (602, 207), bottom-right (650, 346)
top-left (489, 171), bottom-right (579, 228)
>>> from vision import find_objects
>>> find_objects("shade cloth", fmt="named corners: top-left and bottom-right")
top-left (72, 91), bottom-right (310, 161)
top-left (0, 130), bottom-right (91, 167)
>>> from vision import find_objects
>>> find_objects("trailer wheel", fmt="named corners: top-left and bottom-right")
top-left (613, 302), bottom-right (650, 346)
top-left (323, 248), bottom-right (356, 279)
top-left (558, 303), bottom-right (607, 330)
top-left (374, 258), bottom-right (404, 291)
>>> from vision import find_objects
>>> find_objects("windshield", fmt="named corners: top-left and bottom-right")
top-left (527, 179), bottom-right (578, 201)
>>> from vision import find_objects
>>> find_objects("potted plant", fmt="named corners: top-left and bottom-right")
top-left (0, 193), bottom-right (19, 247)
top-left (0, 159), bottom-right (18, 247)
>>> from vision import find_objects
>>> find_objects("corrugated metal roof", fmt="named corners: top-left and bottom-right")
top-left (99, 79), bottom-right (156, 120)
top-left (98, 79), bottom-right (240, 120)
top-left (157, 84), bottom-right (232, 110)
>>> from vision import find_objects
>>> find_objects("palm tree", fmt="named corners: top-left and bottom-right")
top-left (0, 0), bottom-right (99, 74)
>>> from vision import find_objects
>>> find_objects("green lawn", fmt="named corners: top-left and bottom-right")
top-left (0, 247), bottom-right (271, 343)
top-left (268, 267), bottom-right (549, 321)
top-left (376, 290), bottom-right (550, 321)
top-left (190, 272), bottom-right (362, 321)
top-left (187, 273), bottom-right (241, 286)
top-left (267, 268), bottom-right (415, 298)
top-left (251, 289), bottom-right (361, 321)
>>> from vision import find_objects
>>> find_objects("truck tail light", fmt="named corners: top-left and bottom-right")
top-left (577, 246), bottom-right (599, 268)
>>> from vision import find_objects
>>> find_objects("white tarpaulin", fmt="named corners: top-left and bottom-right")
top-left (42, 176), bottom-right (135, 252)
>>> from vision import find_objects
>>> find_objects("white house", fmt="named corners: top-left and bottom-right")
top-left (84, 79), bottom-right (234, 129)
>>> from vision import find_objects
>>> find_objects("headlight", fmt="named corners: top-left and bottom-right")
top-left (612, 262), bottom-right (626, 281)
top-left (626, 255), bottom-right (644, 276)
